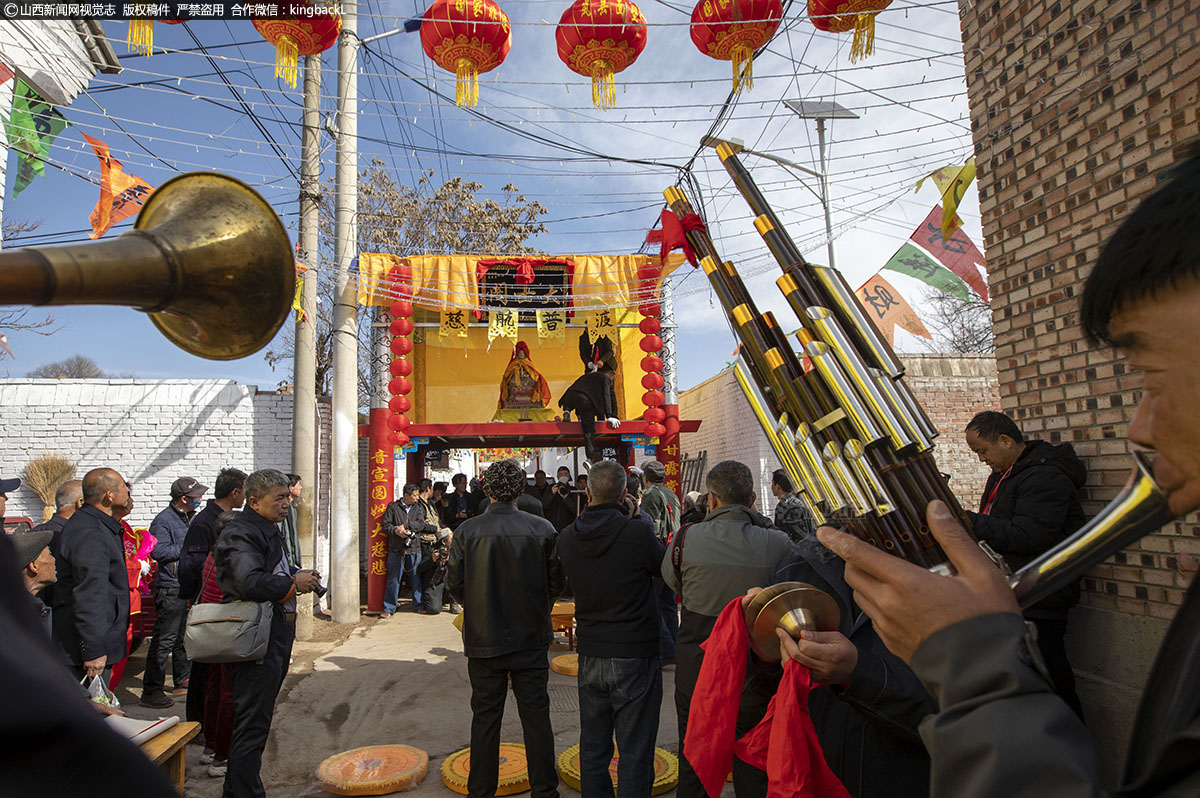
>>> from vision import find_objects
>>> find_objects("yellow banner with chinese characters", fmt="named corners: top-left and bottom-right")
top-left (440, 308), bottom-right (469, 338)
top-left (586, 308), bottom-right (616, 345)
top-left (488, 308), bottom-right (518, 343)
top-left (536, 309), bottom-right (566, 340)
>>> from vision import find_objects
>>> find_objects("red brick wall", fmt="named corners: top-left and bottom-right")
top-left (959, 0), bottom-right (1200, 620)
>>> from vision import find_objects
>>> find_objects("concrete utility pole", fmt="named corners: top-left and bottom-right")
top-left (292, 53), bottom-right (321, 641)
top-left (330, 1), bottom-right (360, 624)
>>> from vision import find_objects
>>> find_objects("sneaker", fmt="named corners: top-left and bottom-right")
top-left (171, 678), bottom-right (190, 695)
top-left (446, 603), bottom-right (462, 614)
top-left (139, 691), bottom-right (174, 709)
top-left (380, 611), bottom-right (392, 618)
top-left (199, 748), bottom-right (216, 765)
top-left (207, 760), bottom-right (228, 777)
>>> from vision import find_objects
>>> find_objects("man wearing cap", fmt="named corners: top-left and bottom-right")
top-left (14, 529), bottom-right (56, 635)
top-left (141, 476), bottom-right (207, 709)
top-left (0, 474), bottom-right (18, 524)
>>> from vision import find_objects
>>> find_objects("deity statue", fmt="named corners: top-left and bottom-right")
top-left (495, 341), bottom-right (553, 422)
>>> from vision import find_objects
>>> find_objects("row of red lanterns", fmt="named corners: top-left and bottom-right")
top-left (634, 258), bottom-right (667, 439)
top-left (387, 264), bottom-right (415, 448)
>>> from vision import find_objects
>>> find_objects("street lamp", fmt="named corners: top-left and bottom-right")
top-left (783, 99), bottom-right (858, 271)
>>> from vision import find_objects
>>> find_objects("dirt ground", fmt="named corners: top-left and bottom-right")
top-left (116, 604), bottom-right (688, 797)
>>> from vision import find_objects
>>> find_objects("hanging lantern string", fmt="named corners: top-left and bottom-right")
top-left (849, 12), bottom-right (878, 62)
top-left (455, 57), bottom-right (480, 108)
top-left (274, 34), bottom-right (301, 88)
top-left (591, 60), bottom-right (617, 110)
top-left (731, 44), bottom-right (754, 93)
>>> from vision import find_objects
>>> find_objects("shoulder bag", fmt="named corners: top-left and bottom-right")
top-left (184, 561), bottom-right (274, 663)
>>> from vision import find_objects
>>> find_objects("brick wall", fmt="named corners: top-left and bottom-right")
top-left (959, 0), bottom-right (1199, 769)
top-left (677, 354), bottom-right (1000, 516)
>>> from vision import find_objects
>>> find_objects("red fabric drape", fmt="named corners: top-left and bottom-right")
top-left (684, 597), bottom-right (850, 798)
top-left (646, 209), bottom-right (706, 267)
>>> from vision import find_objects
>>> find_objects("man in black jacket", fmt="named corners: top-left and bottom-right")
top-left (380, 483), bottom-right (432, 616)
top-left (51, 468), bottom-right (131, 682)
top-left (447, 459), bottom-right (565, 798)
top-left (558, 364), bottom-right (621, 463)
top-left (214, 469), bottom-right (321, 798)
top-left (964, 410), bottom-right (1086, 717)
top-left (558, 460), bottom-right (665, 798)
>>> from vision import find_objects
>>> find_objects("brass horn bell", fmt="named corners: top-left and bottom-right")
top-left (0, 171), bottom-right (294, 360)
top-left (744, 581), bottom-right (841, 662)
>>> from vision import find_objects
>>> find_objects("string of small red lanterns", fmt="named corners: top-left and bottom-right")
top-left (387, 264), bottom-right (415, 448)
top-left (635, 259), bottom-right (667, 439)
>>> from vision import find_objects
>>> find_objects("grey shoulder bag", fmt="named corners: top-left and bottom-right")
top-left (184, 561), bottom-right (274, 663)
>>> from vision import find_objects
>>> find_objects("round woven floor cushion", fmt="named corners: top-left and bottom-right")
top-left (556, 744), bottom-right (678, 796)
top-left (551, 654), bottom-right (578, 676)
top-left (442, 742), bottom-right (530, 796)
top-left (316, 744), bottom-right (428, 796)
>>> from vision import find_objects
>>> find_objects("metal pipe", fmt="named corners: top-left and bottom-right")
top-left (804, 341), bottom-right (886, 445)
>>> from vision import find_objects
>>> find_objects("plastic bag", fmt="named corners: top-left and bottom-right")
top-left (81, 675), bottom-right (121, 710)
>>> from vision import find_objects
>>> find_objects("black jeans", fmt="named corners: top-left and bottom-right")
top-left (655, 578), bottom-right (678, 661)
top-left (563, 396), bottom-right (601, 461)
top-left (224, 609), bottom-right (295, 798)
top-left (186, 660), bottom-right (209, 724)
top-left (578, 655), bottom-right (662, 798)
top-left (466, 648), bottom-right (558, 798)
top-left (1032, 618), bottom-right (1085, 721)
top-left (144, 586), bottom-right (191, 693)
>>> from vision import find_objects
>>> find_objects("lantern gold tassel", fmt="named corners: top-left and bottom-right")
top-left (849, 13), bottom-right (876, 62)
top-left (591, 60), bottom-right (617, 110)
top-left (731, 44), bottom-right (754, 93)
top-left (127, 20), bottom-right (154, 56)
top-left (455, 58), bottom-right (480, 107)
top-left (273, 34), bottom-right (300, 88)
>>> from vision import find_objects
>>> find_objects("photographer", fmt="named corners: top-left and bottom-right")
top-left (381, 484), bottom-right (432, 616)
top-left (544, 467), bottom-right (579, 531)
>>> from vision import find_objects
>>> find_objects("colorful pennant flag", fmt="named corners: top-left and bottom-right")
top-left (8, 79), bottom-right (70, 198)
top-left (536, 308), bottom-right (565, 340)
top-left (856, 273), bottom-right (931, 346)
top-left (440, 308), bottom-right (468, 338)
top-left (881, 241), bottom-right (969, 300)
top-left (81, 133), bottom-right (153, 239)
top-left (488, 309), bottom-right (518, 344)
top-left (916, 158), bottom-right (976, 240)
top-left (910, 205), bottom-right (989, 302)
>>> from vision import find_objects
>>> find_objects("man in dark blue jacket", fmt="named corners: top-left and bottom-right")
top-left (214, 469), bottom-right (321, 798)
top-left (141, 475), bottom-right (208, 708)
top-left (51, 468), bottom-right (131, 683)
top-left (558, 460), bottom-right (666, 798)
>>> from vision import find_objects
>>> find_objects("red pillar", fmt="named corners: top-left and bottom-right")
top-left (658, 404), bottom-right (682, 498)
top-left (406, 449), bottom-right (423, 485)
top-left (366, 408), bottom-right (392, 614)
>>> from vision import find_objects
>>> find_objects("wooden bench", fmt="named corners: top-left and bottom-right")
top-left (552, 601), bottom-right (576, 650)
top-left (140, 720), bottom-right (201, 795)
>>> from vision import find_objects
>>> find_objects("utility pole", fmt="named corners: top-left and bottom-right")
top-left (292, 53), bottom-right (321, 641)
top-left (330, 0), bottom-right (360, 624)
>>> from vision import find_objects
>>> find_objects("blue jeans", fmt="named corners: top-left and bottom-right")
top-left (383, 549), bottom-right (423, 613)
top-left (577, 655), bottom-right (662, 798)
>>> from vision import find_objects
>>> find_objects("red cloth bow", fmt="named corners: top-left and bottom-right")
top-left (646, 209), bottom-right (706, 268)
top-left (683, 597), bottom-right (850, 798)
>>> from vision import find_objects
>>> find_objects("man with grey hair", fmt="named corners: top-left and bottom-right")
top-left (31, 478), bottom-right (83, 607)
top-left (214, 468), bottom-right (322, 798)
top-left (662, 460), bottom-right (795, 798)
top-left (448, 458), bottom-right (565, 798)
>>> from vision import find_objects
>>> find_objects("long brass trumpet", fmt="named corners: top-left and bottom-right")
top-left (0, 172), bottom-right (294, 360)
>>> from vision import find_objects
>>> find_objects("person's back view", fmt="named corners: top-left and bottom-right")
top-left (447, 459), bottom-right (565, 798)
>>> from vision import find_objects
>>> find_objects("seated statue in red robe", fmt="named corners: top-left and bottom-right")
top-left (495, 341), bottom-right (553, 422)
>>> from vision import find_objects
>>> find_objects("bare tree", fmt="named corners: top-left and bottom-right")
top-left (27, 354), bottom-right (107, 378)
top-left (0, 217), bottom-right (56, 367)
top-left (264, 162), bottom-right (549, 399)
top-left (919, 288), bottom-right (995, 354)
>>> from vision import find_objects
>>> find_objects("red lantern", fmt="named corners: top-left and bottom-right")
top-left (641, 355), bottom-right (663, 372)
top-left (391, 300), bottom-right (413, 318)
top-left (556, 0), bottom-right (648, 109)
top-left (390, 318), bottom-right (415, 337)
top-left (808, 0), bottom-right (892, 61)
top-left (644, 422), bottom-right (667, 438)
top-left (391, 337), bottom-right (414, 356)
top-left (638, 317), bottom-right (661, 335)
top-left (389, 431), bottom-right (411, 447)
top-left (642, 390), bottom-right (665, 407)
top-left (390, 376), bottom-right (413, 395)
top-left (388, 414), bottom-right (412, 432)
top-left (690, 0), bottom-right (782, 91)
top-left (420, 0), bottom-right (512, 107)
top-left (390, 358), bottom-right (414, 377)
top-left (643, 407), bottom-right (666, 424)
top-left (641, 373), bottom-right (664, 390)
top-left (639, 335), bottom-right (662, 353)
top-left (639, 302), bottom-right (661, 317)
top-left (253, 3), bottom-right (342, 88)
top-left (389, 394), bottom-right (413, 413)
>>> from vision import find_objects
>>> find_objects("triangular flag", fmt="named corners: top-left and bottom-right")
top-left (81, 133), bottom-right (153, 239)
top-left (910, 205), bottom-right (989, 302)
top-left (7, 79), bottom-right (70, 198)
top-left (916, 158), bottom-right (976, 240)
top-left (856, 273), bottom-right (930, 346)
top-left (881, 241), bottom-right (969, 301)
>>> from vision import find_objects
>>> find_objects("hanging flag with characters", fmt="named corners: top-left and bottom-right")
top-left (915, 158), bottom-right (976, 241)
top-left (440, 308), bottom-right (469, 338)
top-left (488, 308), bottom-right (518, 343)
top-left (855, 273), bottom-right (930, 346)
top-left (7, 78), bottom-right (71, 198)
top-left (81, 133), bottom-right (154, 239)
top-left (536, 308), bottom-right (565, 340)
top-left (586, 307), bottom-right (615, 344)
top-left (909, 205), bottom-right (989, 302)
top-left (881, 241), bottom-right (970, 300)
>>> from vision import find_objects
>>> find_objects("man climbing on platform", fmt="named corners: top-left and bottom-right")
top-left (558, 363), bottom-right (620, 464)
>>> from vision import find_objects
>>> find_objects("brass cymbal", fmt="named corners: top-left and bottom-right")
top-left (742, 581), bottom-right (808, 632)
top-left (748, 585), bottom-right (841, 662)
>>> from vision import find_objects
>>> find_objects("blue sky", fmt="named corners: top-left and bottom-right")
top-left (2, 1), bottom-right (983, 393)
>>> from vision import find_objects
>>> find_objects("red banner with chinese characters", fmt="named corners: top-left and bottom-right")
top-left (366, 408), bottom-right (393, 613)
top-left (658, 404), bottom-right (682, 498)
